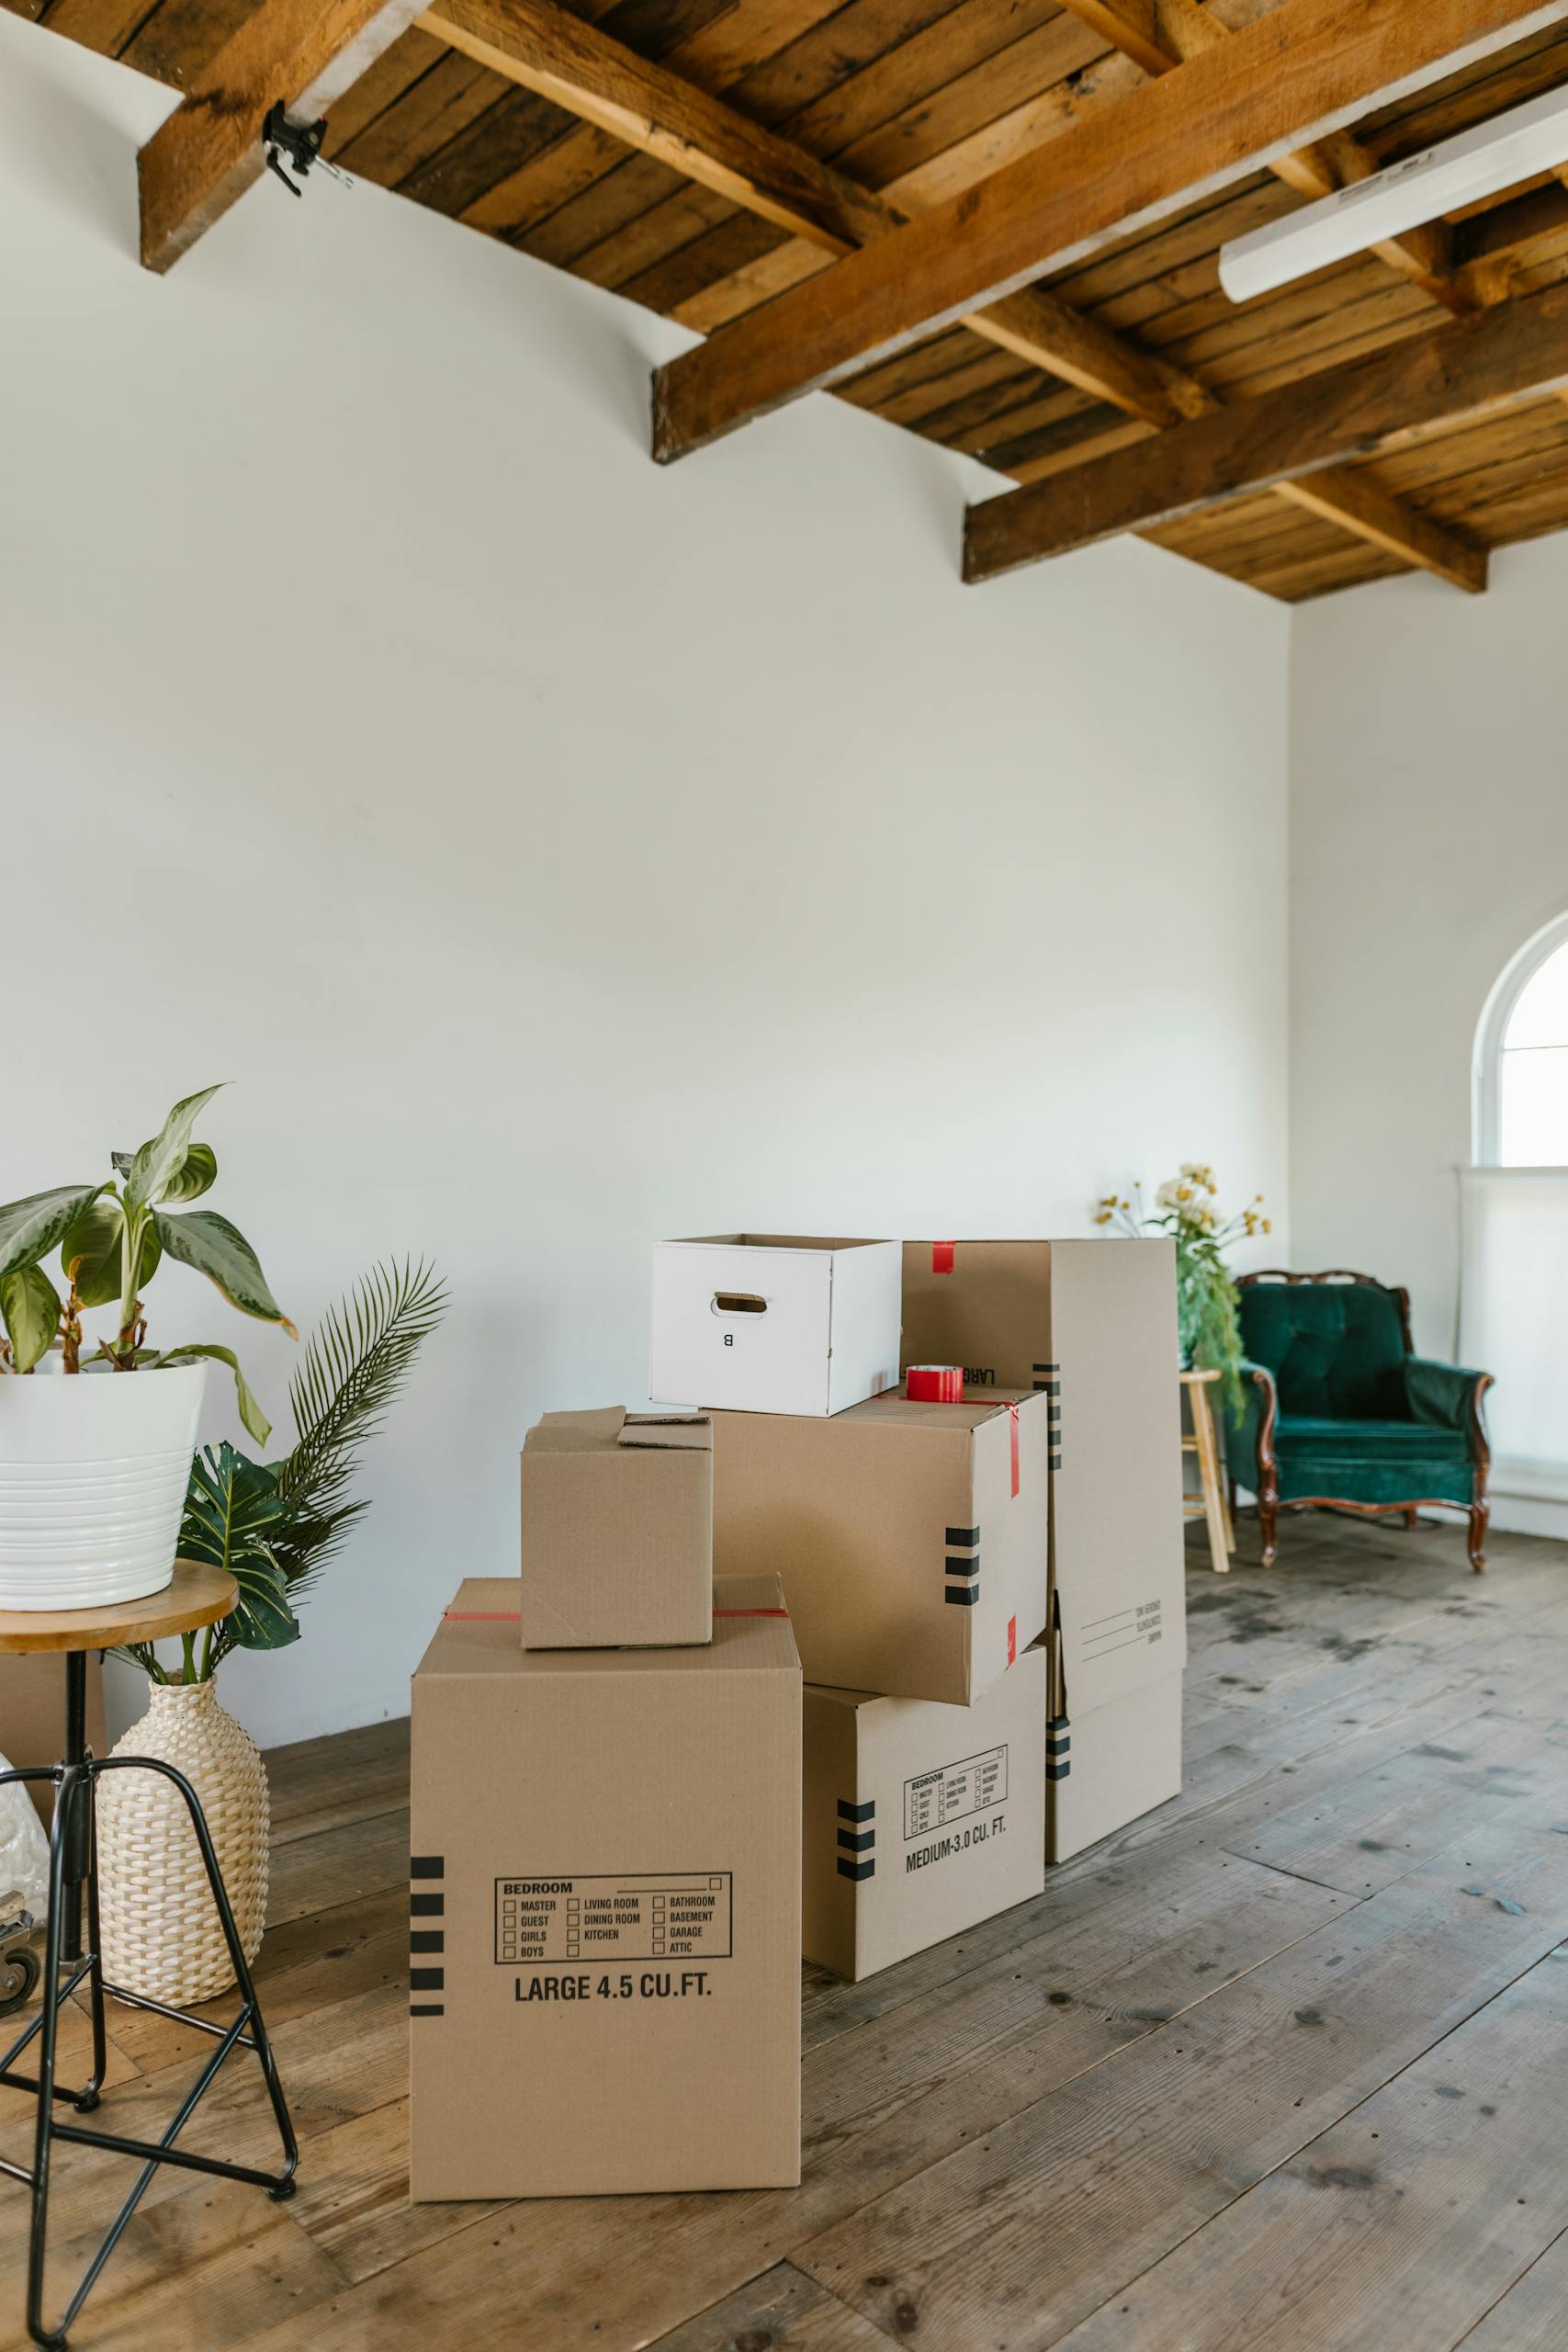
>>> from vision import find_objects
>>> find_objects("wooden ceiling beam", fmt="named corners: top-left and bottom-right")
top-left (649, 0), bottom-right (1568, 464)
top-left (419, 0), bottom-right (1218, 419)
top-left (424, 0), bottom-right (1480, 592)
top-left (962, 276), bottom-right (1568, 582)
top-left (139, 0), bottom-right (424, 272)
top-left (1055, 0), bottom-right (1464, 307)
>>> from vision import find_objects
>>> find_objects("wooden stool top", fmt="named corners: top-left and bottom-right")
top-left (1179, 1366), bottom-right (1223, 1385)
top-left (0, 1560), bottom-right (238, 1655)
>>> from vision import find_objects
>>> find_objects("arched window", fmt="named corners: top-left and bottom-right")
top-left (1474, 912), bottom-right (1568, 1167)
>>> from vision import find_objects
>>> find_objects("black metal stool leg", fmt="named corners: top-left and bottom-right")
top-left (27, 1764), bottom-right (80, 2351)
top-left (92, 1756), bottom-right (299, 2193)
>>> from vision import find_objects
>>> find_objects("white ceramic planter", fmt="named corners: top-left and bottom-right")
top-left (0, 1364), bottom-right (206, 1611)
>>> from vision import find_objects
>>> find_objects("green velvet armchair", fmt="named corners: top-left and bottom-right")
top-left (1229, 1271), bottom-right (1495, 1573)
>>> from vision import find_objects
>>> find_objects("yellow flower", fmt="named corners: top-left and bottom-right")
top-left (1095, 1211), bottom-right (1112, 1226)
top-left (1263, 1218), bottom-right (1273, 1234)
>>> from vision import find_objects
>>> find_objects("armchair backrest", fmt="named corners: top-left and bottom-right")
top-left (1236, 1272), bottom-right (1411, 1420)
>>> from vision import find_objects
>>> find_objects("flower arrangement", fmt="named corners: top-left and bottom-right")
top-left (1095, 1163), bottom-right (1270, 1413)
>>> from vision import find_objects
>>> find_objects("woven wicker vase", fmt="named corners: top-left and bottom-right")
top-left (97, 1681), bottom-right (269, 2006)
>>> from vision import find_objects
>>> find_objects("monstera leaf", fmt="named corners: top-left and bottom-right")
top-left (181, 1443), bottom-right (299, 1653)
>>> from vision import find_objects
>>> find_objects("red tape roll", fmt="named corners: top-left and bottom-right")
top-left (906, 1363), bottom-right (964, 1404)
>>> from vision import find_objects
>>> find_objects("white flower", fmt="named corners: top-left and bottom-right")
top-left (1154, 1179), bottom-right (1184, 1210)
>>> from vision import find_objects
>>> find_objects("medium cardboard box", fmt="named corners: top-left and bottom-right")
top-left (1046, 1670), bottom-right (1183, 1862)
top-left (711, 1387), bottom-right (1050, 1705)
top-left (520, 1405), bottom-right (712, 1649)
top-left (1040, 1550), bottom-right (1188, 1860)
top-left (901, 1238), bottom-right (1180, 1590)
top-left (410, 1571), bottom-right (802, 2199)
top-left (0, 1656), bottom-right (106, 1824)
top-left (651, 1234), bottom-right (901, 1417)
top-left (804, 1645), bottom-right (1047, 1981)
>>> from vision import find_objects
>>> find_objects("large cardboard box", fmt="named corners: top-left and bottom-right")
top-left (0, 1656), bottom-right (106, 1823)
top-left (901, 1238), bottom-right (1180, 1589)
top-left (804, 1645), bottom-right (1047, 1981)
top-left (410, 1571), bottom-right (802, 2199)
top-left (711, 1387), bottom-right (1050, 1705)
top-left (652, 1235), bottom-right (901, 1417)
top-left (520, 1406), bottom-right (712, 1649)
top-left (1040, 1546), bottom-right (1188, 1860)
top-left (1046, 1671), bottom-right (1183, 1862)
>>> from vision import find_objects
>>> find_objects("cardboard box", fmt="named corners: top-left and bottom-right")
top-left (1046, 1670), bottom-right (1183, 1862)
top-left (901, 1238), bottom-right (1181, 1594)
top-left (0, 1655), bottom-right (106, 1824)
top-left (804, 1645), bottom-right (1047, 1981)
top-left (651, 1234), bottom-right (901, 1417)
top-left (520, 1406), bottom-right (712, 1649)
top-left (410, 1571), bottom-right (801, 2199)
top-left (711, 1387), bottom-right (1050, 1705)
top-left (1039, 1547), bottom-right (1188, 1861)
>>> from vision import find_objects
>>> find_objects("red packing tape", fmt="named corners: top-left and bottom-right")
top-left (931, 1240), bottom-right (954, 1275)
top-left (906, 1363), bottom-right (964, 1404)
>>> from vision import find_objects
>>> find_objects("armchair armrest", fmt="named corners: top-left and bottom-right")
top-left (1228, 1359), bottom-right (1278, 1486)
top-left (1404, 1357), bottom-right (1492, 1435)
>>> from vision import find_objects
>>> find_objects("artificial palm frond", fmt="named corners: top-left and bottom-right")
top-left (268, 1258), bottom-right (447, 1601)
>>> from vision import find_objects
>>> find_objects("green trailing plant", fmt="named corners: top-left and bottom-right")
top-left (1096, 1164), bottom-right (1271, 1417)
top-left (110, 1260), bottom-right (447, 1685)
top-left (0, 1086), bottom-right (292, 1443)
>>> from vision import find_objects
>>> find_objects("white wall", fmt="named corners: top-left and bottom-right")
top-left (1292, 536), bottom-right (1568, 1532)
top-left (0, 18), bottom-right (1290, 1747)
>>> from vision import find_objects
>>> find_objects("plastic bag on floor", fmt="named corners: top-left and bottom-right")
top-left (0, 1752), bottom-right (51, 1920)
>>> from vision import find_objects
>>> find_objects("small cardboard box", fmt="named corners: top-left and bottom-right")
top-left (651, 1234), bottom-right (902, 1418)
top-left (901, 1238), bottom-right (1180, 1591)
top-left (711, 1387), bottom-right (1050, 1704)
top-left (520, 1405), bottom-right (712, 1649)
top-left (1046, 1670), bottom-right (1183, 1863)
top-left (410, 1571), bottom-right (802, 2199)
top-left (804, 1645), bottom-right (1047, 1981)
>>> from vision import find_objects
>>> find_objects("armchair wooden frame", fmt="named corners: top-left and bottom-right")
top-left (1233, 1270), bottom-right (1494, 1576)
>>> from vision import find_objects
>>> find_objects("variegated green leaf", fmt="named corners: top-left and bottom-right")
top-left (0, 1185), bottom-right (103, 1280)
top-left (0, 1265), bottom-right (62, 1372)
top-left (160, 1143), bottom-right (217, 1204)
top-left (152, 1210), bottom-right (296, 1339)
top-left (159, 1342), bottom-right (272, 1446)
top-left (126, 1087), bottom-right (222, 1211)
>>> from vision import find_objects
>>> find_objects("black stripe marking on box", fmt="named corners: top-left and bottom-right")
top-left (945, 1525), bottom-right (980, 1549)
top-left (410, 1856), bottom-right (444, 1879)
top-left (837, 1857), bottom-right (875, 1882)
top-left (1033, 1363), bottom-right (1058, 1374)
top-left (411, 1968), bottom-right (445, 1992)
top-left (837, 1826), bottom-right (874, 1854)
top-left (838, 1798), bottom-right (875, 1823)
top-left (1046, 1718), bottom-right (1072, 1781)
top-left (411, 1892), bottom-right (445, 1917)
top-left (945, 1586), bottom-right (979, 1607)
top-left (945, 1555), bottom-right (980, 1581)
top-left (411, 1929), bottom-right (445, 1954)
top-left (411, 2003), bottom-right (445, 2018)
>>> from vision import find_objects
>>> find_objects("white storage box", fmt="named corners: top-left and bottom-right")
top-left (651, 1236), bottom-right (901, 1418)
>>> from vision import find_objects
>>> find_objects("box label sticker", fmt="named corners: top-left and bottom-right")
top-left (1080, 1598), bottom-right (1165, 1659)
top-left (494, 1872), bottom-right (732, 1964)
top-left (903, 1744), bottom-right (1009, 1840)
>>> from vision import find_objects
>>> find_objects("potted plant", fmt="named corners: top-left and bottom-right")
top-left (97, 1259), bottom-right (446, 2004)
top-left (1096, 1163), bottom-right (1270, 1416)
top-left (0, 1088), bottom-right (293, 1611)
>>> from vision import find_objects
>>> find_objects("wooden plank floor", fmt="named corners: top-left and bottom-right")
top-left (5, 1513), bottom-right (1568, 2350)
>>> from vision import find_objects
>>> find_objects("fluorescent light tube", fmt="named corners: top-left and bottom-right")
top-left (1219, 80), bottom-right (1568, 304)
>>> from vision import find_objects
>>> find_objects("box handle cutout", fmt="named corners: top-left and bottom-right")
top-left (712, 1291), bottom-right (768, 1316)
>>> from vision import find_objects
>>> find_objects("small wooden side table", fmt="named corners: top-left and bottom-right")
top-left (1180, 1368), bottom-right (1235, 1573)
top-left (0, 1561), bottom-right (298, 2349)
